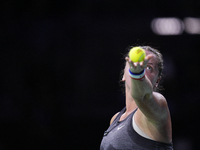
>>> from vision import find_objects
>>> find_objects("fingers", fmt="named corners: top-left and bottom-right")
top-left (125, 57), bottom-right (144, 74)
top-left (125, 57), bottom-right (135, 69)
top-left (125, 57), bottom-right (137, 67)
top-left (145, 54), bottom-right (154, 61)
top-left (125, 54), bottom-right (154, 74)
top-left (125, 56), bottom-right (152, 68)
top-left (143, 54), bottom-right (153, 66)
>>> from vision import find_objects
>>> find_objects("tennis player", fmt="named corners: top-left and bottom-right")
top-left (100, 46), bottom-right (173, 150)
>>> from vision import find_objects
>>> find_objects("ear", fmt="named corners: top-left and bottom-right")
top-left (122, 74), bottom-right (125, 81)
top-left (121, 68), bottom-right (126, 81)
top-left (155, 76), bottom-right (161, 87)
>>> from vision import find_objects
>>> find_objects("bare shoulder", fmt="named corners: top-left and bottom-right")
top-left (139, 92), bottom-right (169, 123)
top-left (135, 92), bottom-right (172, 142)
top-left (151, 92), bottom-right (171, 123)
top-left (110, 112), bottom-right (120, 125)
top-left (153, 92), bottom-right (168, 108)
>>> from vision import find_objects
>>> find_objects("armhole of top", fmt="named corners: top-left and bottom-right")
top-left (132, 113), bottom-right (153, 140)
top-left (110, 107), bottom-right (126, 125)
top-left (110, 112), bottom-right (120, 125)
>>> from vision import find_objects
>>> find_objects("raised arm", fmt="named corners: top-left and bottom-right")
top-left (125, 55), bottom-right (169, 124)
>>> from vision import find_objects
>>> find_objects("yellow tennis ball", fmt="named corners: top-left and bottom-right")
top-left (129, 47), bottom-right (146, 62)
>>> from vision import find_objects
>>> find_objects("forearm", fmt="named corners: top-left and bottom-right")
top-left (125, 50), bottom-right (168, 121)
top-left (130, 76), bottom-right (153, 102)
top-left (130, 73), bottom-right (168, 121)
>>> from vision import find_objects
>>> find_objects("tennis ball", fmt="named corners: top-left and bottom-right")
top-left (129, 47), bottom-right (146, 62)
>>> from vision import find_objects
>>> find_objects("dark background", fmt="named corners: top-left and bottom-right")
top-left (0, 0), bottom-right (200, 149)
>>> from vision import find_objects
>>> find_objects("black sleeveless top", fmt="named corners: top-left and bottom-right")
top-left (100, 107), bottom-right (173, 150)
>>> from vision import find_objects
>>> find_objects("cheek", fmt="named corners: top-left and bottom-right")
top-left (145, 70), bottom-right (157, 85)
top-left (125, 68), bottom-right (129, 81)
top-left (124, 63), bottom-right (129, 78)
top-left (124, 65), bottom-right (131, 86)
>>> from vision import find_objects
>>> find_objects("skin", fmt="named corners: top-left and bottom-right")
top-left (110, 50), bottom-right (172, 143)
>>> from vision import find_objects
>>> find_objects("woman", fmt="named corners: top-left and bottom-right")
top-left (100, 46), bottom-right (173, 150)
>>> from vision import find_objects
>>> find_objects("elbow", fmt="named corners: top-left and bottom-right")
top-left (144, 92), bottom-right (153, 101)
top-left (131, 92), bottom-right (152, 102)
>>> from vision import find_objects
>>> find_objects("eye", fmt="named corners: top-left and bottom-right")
top-left (146, 66), bottom-right (152, 70)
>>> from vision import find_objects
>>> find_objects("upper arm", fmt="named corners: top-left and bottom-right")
top-left (110, 112), bottom-right (120, 125)
top-left (136, 92), bottom-right (169, 124)
top-left (130, 76), bottom-right (169, 124)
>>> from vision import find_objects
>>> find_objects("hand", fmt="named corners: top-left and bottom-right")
top-left (125, 54), bottom-right (154, 74)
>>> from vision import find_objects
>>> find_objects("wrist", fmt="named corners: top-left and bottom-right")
top-left (129, 69), bottom-right (145, 80)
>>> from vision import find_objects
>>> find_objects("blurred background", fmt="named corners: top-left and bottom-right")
top-left (0, 0), bottom-right (200, 149)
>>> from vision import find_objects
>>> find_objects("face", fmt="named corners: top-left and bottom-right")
top-left (123, 50), bottom-right (160, 89)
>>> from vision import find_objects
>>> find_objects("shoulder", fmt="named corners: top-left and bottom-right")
top-left (110, 112), bottom-right (120, 125)
top-left (151, 92), bottom-right (170, 123)
top-left (153, 92), bottom-right (168, 108)
top-left (140, 92), bottom-right (169, 123)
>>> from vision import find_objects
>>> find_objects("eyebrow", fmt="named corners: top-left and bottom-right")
top-left (147, 63), bottom-right (155, 66)
top-left (147, 63), bottom-right (158, 71)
